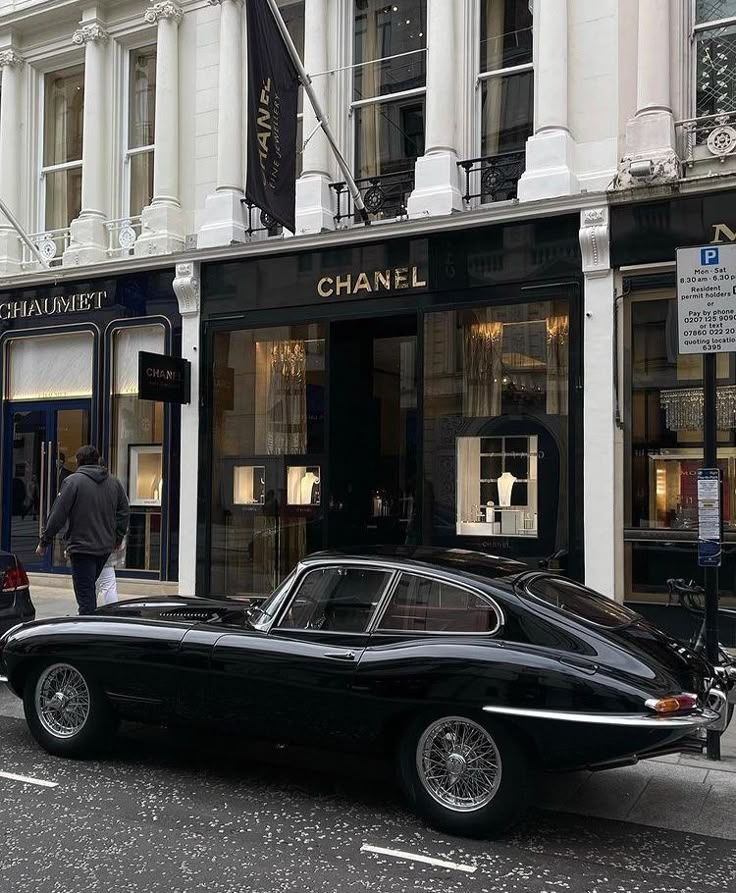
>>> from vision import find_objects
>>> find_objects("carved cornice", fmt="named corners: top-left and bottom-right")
top-left (579, 206), bottom-right (610, 277)
top-left (173, 262), bottom-right (200, 316)
top-left (145, 2), bottom-right (184, 24)
top-left (0, 49), bottom-right (24, 68)
top-left (72, 23), bottom-right (109, 45)
top-left (612, 151), bottom-right (681, 191)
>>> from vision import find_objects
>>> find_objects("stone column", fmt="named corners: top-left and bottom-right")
top-left (198, 0), bottom-right (247, 247)
top-left (0, 48), bottom-right (25, 274)
top-left (64, 19), bottom-right (109, 266)
top-left (579, 207), bottom-right (622, 600)
top-left (172, 261), bottom-right (200, 595)
top-left (517, 0), bottom-right (579, 201)
top-left (406, 0), bottom-right (464, 218)
top-left (136, 1), bottom-right (186, 256)
top-left (616, 0), bottom-right (678, 187)
top-left (294, 0), bottom-right (335, 233)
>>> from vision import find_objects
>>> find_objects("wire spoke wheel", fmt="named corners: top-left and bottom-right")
top-left (416, 717), bottom-right (502, 813)
top-left (35, 663), bottom-right (91, 739)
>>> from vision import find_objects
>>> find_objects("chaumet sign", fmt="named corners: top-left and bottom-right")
top-left (0, 290), bottom-right (107, 320)
top-left (317, 265), bottom-right (427, 298)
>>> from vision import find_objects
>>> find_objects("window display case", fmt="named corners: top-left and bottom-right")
top-left (287, 465), bottom-right (321, 506)
top-left (233, 465), bottom-right (266, 506)
top-left (128, 444), bottom-right (163, 507)
top-left (647, 448), bottom-right (736, 530)
top-left (456, 435), bottom-right (538, 538)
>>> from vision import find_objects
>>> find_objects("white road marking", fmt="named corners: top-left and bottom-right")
top-left (0, 770), bottom-right (58, 788)
top-left (360, 844), bottom-right (477, 874)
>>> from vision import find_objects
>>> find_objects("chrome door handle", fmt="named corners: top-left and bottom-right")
top-left (323, 650), bottom-right (356, 661)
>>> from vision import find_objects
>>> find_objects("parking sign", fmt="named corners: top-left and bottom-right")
top-left (676, 243), bottom-right (736, 353)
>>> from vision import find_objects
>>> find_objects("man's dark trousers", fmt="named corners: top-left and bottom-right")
top-left (70, 553), bottom-right (109, 615)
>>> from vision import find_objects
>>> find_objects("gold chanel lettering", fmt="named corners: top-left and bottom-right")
top-left (315, 266), bottom-right (427, 298)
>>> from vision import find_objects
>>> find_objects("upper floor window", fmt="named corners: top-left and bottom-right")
top-left (42, 66), bottom-right (84, 231)
top-left (279, 0), bottom-right (304, 177)
top-left (352, 0), bottom-right (426, 185)
top-left (127, 47), bottom-right (156, 217)
top-left (695, 1), bottom-right (736, 117)
top-left (479, 0), bottom-right (533, 158)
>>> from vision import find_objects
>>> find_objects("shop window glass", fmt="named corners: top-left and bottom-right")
top-left (210, 325), bottom-right (326, 598)
top-left (128, 47), bottom-right (156, 216)
top-left (479, 0), bottom-right (533, 156)
top-left (352, 0), bottom-right (426, 212)
top-left (43, 66), bottom-right (84, 231)
top-left (7, 333), bottom-right (93, 400)
top-left (423, 301), bottom-right (570, 564)
top-left (111, 325), bottom-right (166, 572)
top-left (625, 292), bottom-right (736, 604)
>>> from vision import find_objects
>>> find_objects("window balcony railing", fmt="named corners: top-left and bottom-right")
top-left (676, 112), bottom-right (736, 170)
top-left (329, 169), bottom-right (415, 226)
top-left (242, 201), bottom-right (283, 239)
top-left (106, 216), bottom-right (142, 257)
top-left (458, 151), bottom-right (526, 206)
top-left (19, 227), bottom-right (70, 269)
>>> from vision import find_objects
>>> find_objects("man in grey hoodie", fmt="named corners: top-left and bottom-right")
top-left (36, 445), bottom-right (130, 615)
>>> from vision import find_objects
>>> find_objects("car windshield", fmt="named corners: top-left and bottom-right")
top-left (249, 572), bottom-right (296, 629)
top-left (524, 576), bottom-right (640, 629)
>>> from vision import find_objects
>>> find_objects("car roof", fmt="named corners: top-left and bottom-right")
top-left (303, 546), bottom-right (529, 582)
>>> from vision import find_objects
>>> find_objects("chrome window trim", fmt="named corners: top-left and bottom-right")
top-left (369, 568), bottom-right (505, 637)
top-left (268, 561), bottom-right (399, 635)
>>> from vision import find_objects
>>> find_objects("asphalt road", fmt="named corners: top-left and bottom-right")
top-left (1, 684), bottom-right (735, 893)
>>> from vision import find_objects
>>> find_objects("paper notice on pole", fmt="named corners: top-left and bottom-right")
top-left (697, 468), bottom-right (722, 567)
top-left (676, 244), bottom-right (736, 354)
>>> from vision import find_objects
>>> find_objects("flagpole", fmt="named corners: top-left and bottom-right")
top-left (262, 0), bottom-right (371, 226)
top-left (0, 197), bottom-right (49, 268)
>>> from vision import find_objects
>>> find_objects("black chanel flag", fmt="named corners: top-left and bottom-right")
top-left (246, 0), bottom-right (300, 233)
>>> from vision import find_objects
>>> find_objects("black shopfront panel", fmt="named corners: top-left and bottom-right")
top-left (200, 218), bottom-right (584, 599)
top-left (0, 270), bottom-right (181, 581)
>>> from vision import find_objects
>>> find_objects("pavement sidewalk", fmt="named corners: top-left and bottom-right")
top-left (27, 581), bottom-right (736, 841)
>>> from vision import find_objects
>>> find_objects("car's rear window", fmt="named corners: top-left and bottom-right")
top-left (524, 577), bottom-right (640, 628)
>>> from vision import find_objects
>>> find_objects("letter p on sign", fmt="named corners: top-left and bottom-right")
top-left (702, 247), bottom-right (720, 265)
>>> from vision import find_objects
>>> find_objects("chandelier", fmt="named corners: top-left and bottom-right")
top-left (660, 386), bottom-right (736, 431)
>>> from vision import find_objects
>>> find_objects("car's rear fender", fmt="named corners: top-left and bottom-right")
top-left (1, 617), bottom-right (190, 711)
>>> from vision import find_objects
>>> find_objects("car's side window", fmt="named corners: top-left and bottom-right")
top-left (277, 567), bottom-right (392, 633)
top-left (378, 573), bottom-right (501, 634)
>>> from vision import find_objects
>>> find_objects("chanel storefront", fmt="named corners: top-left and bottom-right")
top-left (198, 217), bottom-right (584, 599)
top-left (0, 270), bottom-right (181, 581)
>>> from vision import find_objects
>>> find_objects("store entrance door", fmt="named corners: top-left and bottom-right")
top-left (3, 402), bottom-right (91, 572)
top-left (328, 315), bottom-right (418, 548)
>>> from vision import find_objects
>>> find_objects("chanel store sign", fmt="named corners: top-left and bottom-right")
top-left (316, 265), bottom-right (428, 298)
top-left (138, 351), bottom-right (191, 404)
top-left (0, 290), bottom-right (107, 320)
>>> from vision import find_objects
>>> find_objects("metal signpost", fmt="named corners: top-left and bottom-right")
top-left (676, 244), bottom-right (736, 760)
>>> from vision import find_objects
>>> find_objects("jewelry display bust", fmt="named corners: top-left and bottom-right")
top-left (497, 471), bottom-right (516, 507)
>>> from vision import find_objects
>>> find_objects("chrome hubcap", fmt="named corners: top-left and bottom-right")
top-left (35, 663), bottom-right (90, 739)
top-left (416, 717), bottom-right (502, 813)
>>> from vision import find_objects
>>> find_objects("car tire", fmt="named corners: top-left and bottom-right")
top-left (398, 712), bottom-right (532, 838)
top-left (23, 661), bottom-right (117, 758)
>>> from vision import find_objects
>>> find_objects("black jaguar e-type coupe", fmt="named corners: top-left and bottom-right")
top-left (0, 547), bottom-right (732, 837)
